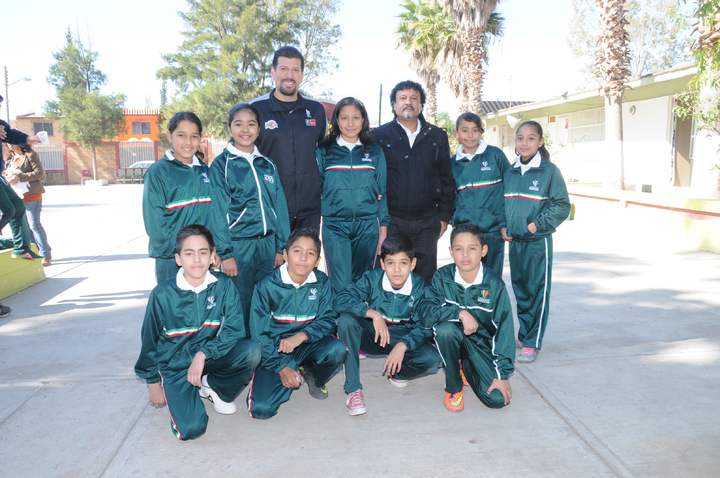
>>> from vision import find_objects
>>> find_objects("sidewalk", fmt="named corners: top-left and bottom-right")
top-left (0, 185), bottom-right (718, 477)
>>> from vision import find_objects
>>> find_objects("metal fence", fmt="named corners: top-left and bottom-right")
top-left (119, 141), bottom-right (156, 168)
top-left (35, 144), bottom-right (64, 171)
top-left (208, 138), bottom-right (230, 162)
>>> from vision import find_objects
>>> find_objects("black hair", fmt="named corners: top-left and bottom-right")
top-left (0, 94), bottom-right (4, 102)
top-left (515, 120), bottom-right (550, 161)
top-left (455, 112), bottom-right (484, 134)
top-left (12, 143), bottom-right (34, 154)
top-left (390, 80), bottom-right (426, 115)
top-left (167, 111), bottom-right (205, 161)
top-left (227, 103), bottom-right (262, 146)
top-left (320, 97), bottom-right (374, 155)
top-left (176, 224), bottom-right (215, 253)
top-left (380, 234), bottom-right (415, 260)
top-left (272, 46), bottom-right (305, 71)
top-left (450, 223), bottom-right (486, 247)
top-left (285, 227), bottom-right (321, 254)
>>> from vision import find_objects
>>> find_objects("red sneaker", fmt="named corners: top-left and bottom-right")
top-left (444, 390), bottom-right (464, 412)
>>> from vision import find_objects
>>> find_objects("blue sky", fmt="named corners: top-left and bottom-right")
top-left (3, 0), bottom-right (584, 126)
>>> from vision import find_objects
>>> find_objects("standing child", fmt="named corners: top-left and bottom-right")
top-left (247, 228), bottom-right (347, 419)
top-left (419, 223), bottom-right (515, 412)
top-left (335, 234), bottom-right (441, 416)
top-left (451, 112), bottom-right (511, 277)
top-left (209, 103), bottom-right (291, 329)
top-left (142, 111), bottom-right (219, 284)
top-left (135, 225), bottom-right (261, 440)
top-left (502, 121), bottom-right (570, 363)
top-left (316, 97), bottom-right (389, 292)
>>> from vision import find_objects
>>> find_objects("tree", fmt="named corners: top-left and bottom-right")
top-left (569, 0), bottom-right (692, 85)
top-left (595, 0), bottom-right (631, 190)
top-left (44, 29), bottom-right (126, 181)
top-left (158, 0), bottom-right (341, 135)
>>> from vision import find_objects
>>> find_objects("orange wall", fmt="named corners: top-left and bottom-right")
top-left (118, 114), bottom-right (161, 142)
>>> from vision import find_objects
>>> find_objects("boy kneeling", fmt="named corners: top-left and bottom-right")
top-left (418, 223), bottom-right (515, 412)
top-left (135, 224), bottom-right (261, 440)
top-left (247, 228), bottom-right (347, 419)
top-left (335, 234), bottom-right (442, 416)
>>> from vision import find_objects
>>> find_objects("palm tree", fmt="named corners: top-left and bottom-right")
top-left (595, 0), bottom-right (631, 190)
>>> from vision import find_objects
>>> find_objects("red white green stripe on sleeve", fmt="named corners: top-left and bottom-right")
top-left (457, 178), bottom-right (502, 191)
top-left (504, 192), bottom-right (548, 202)
top-left (165, 196), bottom-right (212, 211)
top-left (164, 319), bottom-right (221, 337)
top-left (272, 313), bottom-right (316, 323)
top-left (381, 316), bottom-right (411, 324)
top-left (324, 165), bottom-right (376, 171)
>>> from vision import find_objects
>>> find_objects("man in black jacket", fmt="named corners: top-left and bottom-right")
top-left (370, 80), bottom-right (455, 284)
top-left (250, 47), bottom-right (327, 231)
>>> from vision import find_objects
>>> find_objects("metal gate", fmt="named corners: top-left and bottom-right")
top-left (35, 144), bottom-right (64, 171)
top-left (119, 141), bottom-right (156, 168)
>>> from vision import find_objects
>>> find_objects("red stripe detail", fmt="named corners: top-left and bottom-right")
top-left (165, 329), bottom-right (199, 337)
top-left (247, 371), bottom-right (256, 418)
top-left (158, 371), bottom-right (182, 440)
top-left (203, 323), bottom-right (220, 328)
top-left (165, 198), bottom-right (211, 211)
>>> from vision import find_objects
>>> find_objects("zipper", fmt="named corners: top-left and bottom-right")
top-left (351, 148), bottom-right (356, 220)
top-left (247, 157), bottom-right (268, 235)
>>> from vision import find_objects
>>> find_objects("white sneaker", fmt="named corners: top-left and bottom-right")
top-left (388, 375), bottom-right (408, 388)
top-left (200, 375), bottom-right (237, 414)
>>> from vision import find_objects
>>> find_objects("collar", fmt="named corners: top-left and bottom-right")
top-left (270, 89), bottom-right (305, 111)
top-left (456, 141), bottom-right (488, 161)
top-left (165, 150), bottom-right (201, 167)
top-left (176, 268), bottom-right (217, 293)
top-left (396, 118), bottom-right (420, 136)
top-left (381, 272), bottom-right (413, 296)
top-left (226, 143), bottom-right (262, 161)
top-left (514, 151), bottom-right (542, 175)
top-left (454, 263), bottom-right (484, 289)
top-left (279, 262), bottom-right (317, 288)
top-left (337, 136), bottom-right (361, 150)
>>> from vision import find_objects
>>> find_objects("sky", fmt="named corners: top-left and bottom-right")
top-left (2, 0), bottom-right (586, 127)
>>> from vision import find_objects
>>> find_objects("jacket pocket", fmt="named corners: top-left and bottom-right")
top-left (507, 215), bottom-right (531, 240)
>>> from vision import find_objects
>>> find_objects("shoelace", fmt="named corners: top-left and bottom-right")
top-left (521, 347), bottom-right (535, 354)
top-left (348, 390), bottom-right (364, 408)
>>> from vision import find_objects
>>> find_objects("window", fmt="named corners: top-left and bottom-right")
top-left (568, 108), bottom-right (605, 142)
top-left (132, 121), bottom-right (152, 135)
top-left (33, 122), bottom-right (54, 136)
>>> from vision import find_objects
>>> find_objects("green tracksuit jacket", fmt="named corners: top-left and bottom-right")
top-left (209, 144), bottom-right (291, 260)
top-left (418, 264), bottom-right (515, 379)
top-left (334, 268), bottom-right (430, 350)
top-left (135, 271), bottom-right (247, 384)
top-left (142, 152), bottom-right (213, 259)
top-left (503, 155), bottom-right (571, 241)
top-left (249, 265), bottom-right (339, 373)
top-left (316, 142), bottom-right (390, 226)
top-left (451, 143), bottom-right (511, 232)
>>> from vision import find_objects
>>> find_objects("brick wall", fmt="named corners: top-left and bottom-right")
top-left (65, 142), bottom-right (118, 184)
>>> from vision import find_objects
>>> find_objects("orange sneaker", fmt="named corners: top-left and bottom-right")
top-left (444, 390), bottom-right (464, 412)
top-left (459, 366), bottom-right (470, 387)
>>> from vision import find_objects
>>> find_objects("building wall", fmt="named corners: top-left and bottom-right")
top-left (14, 117), bottom-right (65, 143)
top-left (118, 113), bottom-right (160, 142)
top-left (65, 142), bottom-right (118, 184)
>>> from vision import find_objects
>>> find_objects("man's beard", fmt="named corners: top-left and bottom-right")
top-left (277, 82), bottom-right (298, 97)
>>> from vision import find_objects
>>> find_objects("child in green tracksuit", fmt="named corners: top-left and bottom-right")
top-left (335, 234), bottom-right (441, 416)
top-left (419, 223), bottom-right (515, 412)
top-left (209, 103), bottom-right (291, 330)
top-left (316, 97), bottom-right (389, 292)
top-left (247, 228), bottom-right (347, 419)
top-left (135, 225), bottom-right (261, 440)
top-left (502, 121), bottom-right (570, 363)
top-left (451, 112), bottom-right (511, 277)
top-left (143, 112), bottom-right (220, 284)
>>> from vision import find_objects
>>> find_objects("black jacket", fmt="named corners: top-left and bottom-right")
top-left (1, 119), bottom-right (29, 174)
top-left (371, 115), bottom-right (455, 223)
top-left (250, 91), bottom-right (327, 219)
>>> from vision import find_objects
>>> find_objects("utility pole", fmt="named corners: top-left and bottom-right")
top-left (378, 84), bottom-right (383, 127)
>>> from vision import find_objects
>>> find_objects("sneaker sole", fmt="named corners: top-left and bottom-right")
top-left (347, 406), bottom-right (367, 416)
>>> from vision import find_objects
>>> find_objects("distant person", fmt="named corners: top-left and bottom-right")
top-left (503, 121), bottom-right (570, 364)
top-left (142, 111), bottom-right (220, 284)
top-left (335, 234), bottom-right (441, 416)
top-left (450, 112), bottom-right (511, 277)
top-left (250, 46), bottom-right (327, 231)
top-left (0, 302), bottom-right (10, 318)
top-left (6, 144), bottom-right (53, 266)
top-left (247, 228), bottom-right (347, 419)
top-left (135, 224), bottom-right (261, 441)
top-left (316, 97), bottom-right (389, 292)
top-left (371, 80), bottom-right (455, 284)
top-left (419, 223), bottom-right (515, 412)
top-left (0, 175), bottom-right (37, 260)
top-left (208, 103), bottom-right (290, 331)
top-left (0, 94), bottom-right (42, 174)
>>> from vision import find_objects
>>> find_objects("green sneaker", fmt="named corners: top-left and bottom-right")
top-left (298, 366), bottom-right (328, 400)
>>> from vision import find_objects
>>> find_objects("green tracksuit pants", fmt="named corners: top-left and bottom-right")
top-left (158, 339), bottom-right (261, 440)
top-left (483, 229), bottom-right (505, 278)
top-left (337, 312), bottom-right (441, 393)
top-left (433, 322), bottom-right (508, 409)
top-left (322, 218), bottom-right (378, 293)
top-left (155, 258), bottom-right (180, 284)
top-left (0, 178), bottom-right (32, 255)
top-left (509, 236), bottom-right (553, 350)
top-left (228, 234), bottom-right (276, 333)
top-left (247, 336), bottom-right (347, 419)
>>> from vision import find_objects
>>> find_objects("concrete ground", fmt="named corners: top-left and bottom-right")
top-left (0, 185), bottom-right (718, 478)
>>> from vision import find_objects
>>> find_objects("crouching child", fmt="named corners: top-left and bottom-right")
top-left (135, 224), bottom-right (261, 440)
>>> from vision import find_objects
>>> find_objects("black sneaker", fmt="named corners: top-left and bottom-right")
top-left (0, 304), bottom-right (12, 318)
top-left (298, 366), bottom-right (328, 400)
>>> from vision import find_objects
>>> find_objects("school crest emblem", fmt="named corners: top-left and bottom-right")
top-left (207, 296), bottom-right (216, 309)
top-left (481, 161), bottom-right (491, 171)
top-left (305, 119), bottom-right (316, 126)
top-left (306, 109), bottom-right (311, 117)
top-left (529, 180), bottom-right (540, 191)
top-left (264, 174), bottom-right (274, 184)
top-left (361, 153), bottom-right (373, 162)
top-left (308, 288), bottom-right (317, 300)
top-left (201, 172), bottom-right (210, 183)
top-left (265, 120), bottom-right (278, 130)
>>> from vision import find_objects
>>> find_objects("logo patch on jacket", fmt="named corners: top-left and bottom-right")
top-left (529, 180), bottom-right (540, 191)
top-left (265, 120), bottom-right (278, 130)
top-left (201, 172), bottom-right (210, 183)
top-left (306, 109), bottom-right (311, 117)
top-left (481, 161), bottom-right (491, 171)
top-left (264, 174), bottom-right (274, 183)
top-left (308, 288), bottom-right (317, 300)
top-left (361, 153), bottom-right (373, 162)
top-left (305, 119), bottom-right (316, 126)
top-left (207, 296), bottom-right (216, 309)
top-left (476, 290), bottom-right (490, 304)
